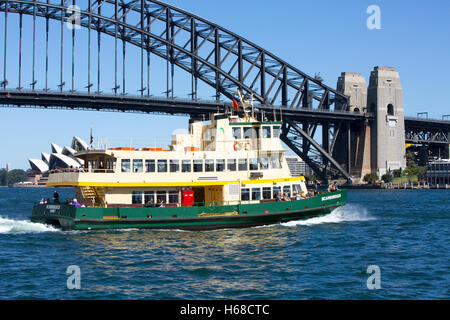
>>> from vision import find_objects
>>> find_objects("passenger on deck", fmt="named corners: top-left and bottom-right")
top-left (53, 190), bottom-right (60, 203)
top-left (300, 191), bottom-right (307, 199)
top-left (283, 193), bottom-right (291, 201)
top-left (72, 198), bottom-right (81, 207)
top-left (276, 192), bottom-right (283, 202)
top-left (313, 181), bottom-right (319, 196)
top-left (145, 198), bottom-right (155, 208)
top-left (156, 199), bottom-right (165, 207)
top-left (331, 182), bottom-right (340, 192)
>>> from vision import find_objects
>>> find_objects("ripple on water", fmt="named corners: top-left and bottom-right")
top-left (0, 189), bottom-right (448, 299)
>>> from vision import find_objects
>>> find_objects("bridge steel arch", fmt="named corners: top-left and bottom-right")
top-left (0, 0), bottom-right (352, 181)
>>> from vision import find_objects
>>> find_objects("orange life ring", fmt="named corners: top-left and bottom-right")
top-left (244, 142), bottom-right (251, 151)
top-left (234, 141), bottom-right (242, 151)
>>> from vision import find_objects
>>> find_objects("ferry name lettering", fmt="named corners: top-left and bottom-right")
top-left (321, 194), bottom-right (341, 201)
top-left (46, 205), bottom-right (60, 210)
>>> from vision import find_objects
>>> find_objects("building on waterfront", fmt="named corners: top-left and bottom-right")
top-left (286, 156), bottom-right (312, 177)
top-left (28, 137), bottom-right (89, 176)
top-left (426, 159), bottom-right (450, 185)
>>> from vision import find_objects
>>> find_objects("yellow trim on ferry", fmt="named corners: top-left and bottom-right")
top-left (46, 176), bottom-right (305, 188)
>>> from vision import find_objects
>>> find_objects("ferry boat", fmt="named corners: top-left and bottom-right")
top-left (31, 95), bottom-right (346, 231)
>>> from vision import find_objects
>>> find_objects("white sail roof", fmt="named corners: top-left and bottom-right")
top-left (71, 136), bottom-right (89, 151)
top-left (51, 143), bottom-right (63, 154)
top-left (28, 158), bottom-right (49, 173)
top-left (49, 153), bottom-right (81, 170)
top-left (41, 152), bottom-right (50, 164)
top-left (62, 146), bottom-right (77, 157)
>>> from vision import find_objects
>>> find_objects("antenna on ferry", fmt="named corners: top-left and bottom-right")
top-left (237, 90), bottom-right (245, 120)
top-left (89, 123), bottom-right (94, 150)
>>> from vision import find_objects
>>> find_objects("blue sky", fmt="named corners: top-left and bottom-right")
top-left (0, 0), bottom-right (449, 169)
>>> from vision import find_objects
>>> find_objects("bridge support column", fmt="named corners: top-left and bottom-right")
top-left (368, 66), bottom-right (406, 177)
top-left (334, 72), bottom-right (370, 180)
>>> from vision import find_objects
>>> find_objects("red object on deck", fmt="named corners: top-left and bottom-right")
top-left (182, 190), bottom-right (194, 206)
top-left (232, 99), bottom-right (239, 112)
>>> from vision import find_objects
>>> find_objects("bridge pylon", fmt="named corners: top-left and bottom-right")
top-left (334, 72), bottom-right (371, 180)
top-left (368, 66), bottom-right (406, 177)
top-left (334, 67), bottom-right (407, 181)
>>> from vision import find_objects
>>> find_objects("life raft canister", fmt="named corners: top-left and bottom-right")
top-left (234, 141), bottom-right (242, 151)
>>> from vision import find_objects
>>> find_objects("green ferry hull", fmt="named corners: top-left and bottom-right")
top-left (31, 190), bottom-right (347, 231)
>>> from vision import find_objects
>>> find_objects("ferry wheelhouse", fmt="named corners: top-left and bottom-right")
top-left (31, 101), bottom-right (346, 230)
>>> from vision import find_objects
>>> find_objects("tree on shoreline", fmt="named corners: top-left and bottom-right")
top-left (0, 169), bottom-right (28, 186)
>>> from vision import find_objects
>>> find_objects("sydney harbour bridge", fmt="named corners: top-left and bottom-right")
top-left (0, 0), bottom-right (449, 182)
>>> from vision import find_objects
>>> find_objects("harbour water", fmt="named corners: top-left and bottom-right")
top-left (0, 187), bottom-right (448, 299)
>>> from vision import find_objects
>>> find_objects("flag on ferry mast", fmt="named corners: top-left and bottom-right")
top-left (90, 128), bottom-right (93, 145)
top-left (232, 99), bottom-right (239, 112)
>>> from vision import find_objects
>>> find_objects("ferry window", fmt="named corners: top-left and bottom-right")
top-left (144, 191), bottom-right (155, 204)
top-left (205, 159), bottom-right (215, 172)
top-left (121, 159), bottom-right (131, 172)
top-left (273, 186), bottom-right (281, 199)
top-left (156, 191), bottom-right (167, 205)
top-left (204, 128), bottom-right (215, 141)
top-left (216, 159), bottom-right (225, 172)
top-left (243, 127), bottom-right (252, 139)
top-left (193, 160), bottom-right (203, 172)
top-left (170, 160), bottom-right (180, 172)
top-left (243, 127), bottom-right (259, 139)
top-left (106, 159), bottom-right (116, 172)
top-left (132, 191), bottom-right (142, 204)
top-left (241, 188), bottom-right (250, 201)
top-left (249, 158), bottom-right (258, 170)
top-left (238, 158), bottom-right (247, 171)
top-left (293, 184), bottom-right (301, 194)
top-left (133, 159), bottom-right (143, 173)
top-left (182, 160), bottom-right (191, 172)
top-left (262, 187), bottom-right (272, 200)
top-left (273, 126), bottom-right (281, 138)
top-left (259, 157), bottom-right (269, 170)
top-left (262, 126), bottom-right (271, 138)
top-left (232, 127), bottom-right (242, 140)
top-left (270, 155), bottom-right (281, 169)
top-left (227, 159), bottom-right (236, 171)
top-left (283, 185), bottom-right (291, 197)
top-left (168, 191), bottom-right (179, 204)
top-left (157, 160), bottom-right (168, 173)
top-left (145, 159), bottom-right (155, 172)
top-left (251, 188), bottom-right (261, 200)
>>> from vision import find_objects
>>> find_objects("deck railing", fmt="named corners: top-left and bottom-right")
top-left (35, 191), bottom-right (335, 208)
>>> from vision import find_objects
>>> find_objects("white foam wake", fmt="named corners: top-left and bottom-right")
top-left (0, 217), bottom-right (58, 234)
top-left (281, 204), bottom-right (374, 227)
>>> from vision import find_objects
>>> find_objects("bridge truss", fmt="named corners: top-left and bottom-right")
top-left (0, 0), bottom-right (357, 181)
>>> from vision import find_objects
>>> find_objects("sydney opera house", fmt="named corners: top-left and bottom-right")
top-left (28, 137), bottom-right (89, 182)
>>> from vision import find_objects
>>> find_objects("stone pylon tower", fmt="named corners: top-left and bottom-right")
top-left (367, 66), bottom-right (406, 176)
top-left (336, 72), bottom-right (367, 113)
top-left (335, 73), bottom-right (371, 178)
